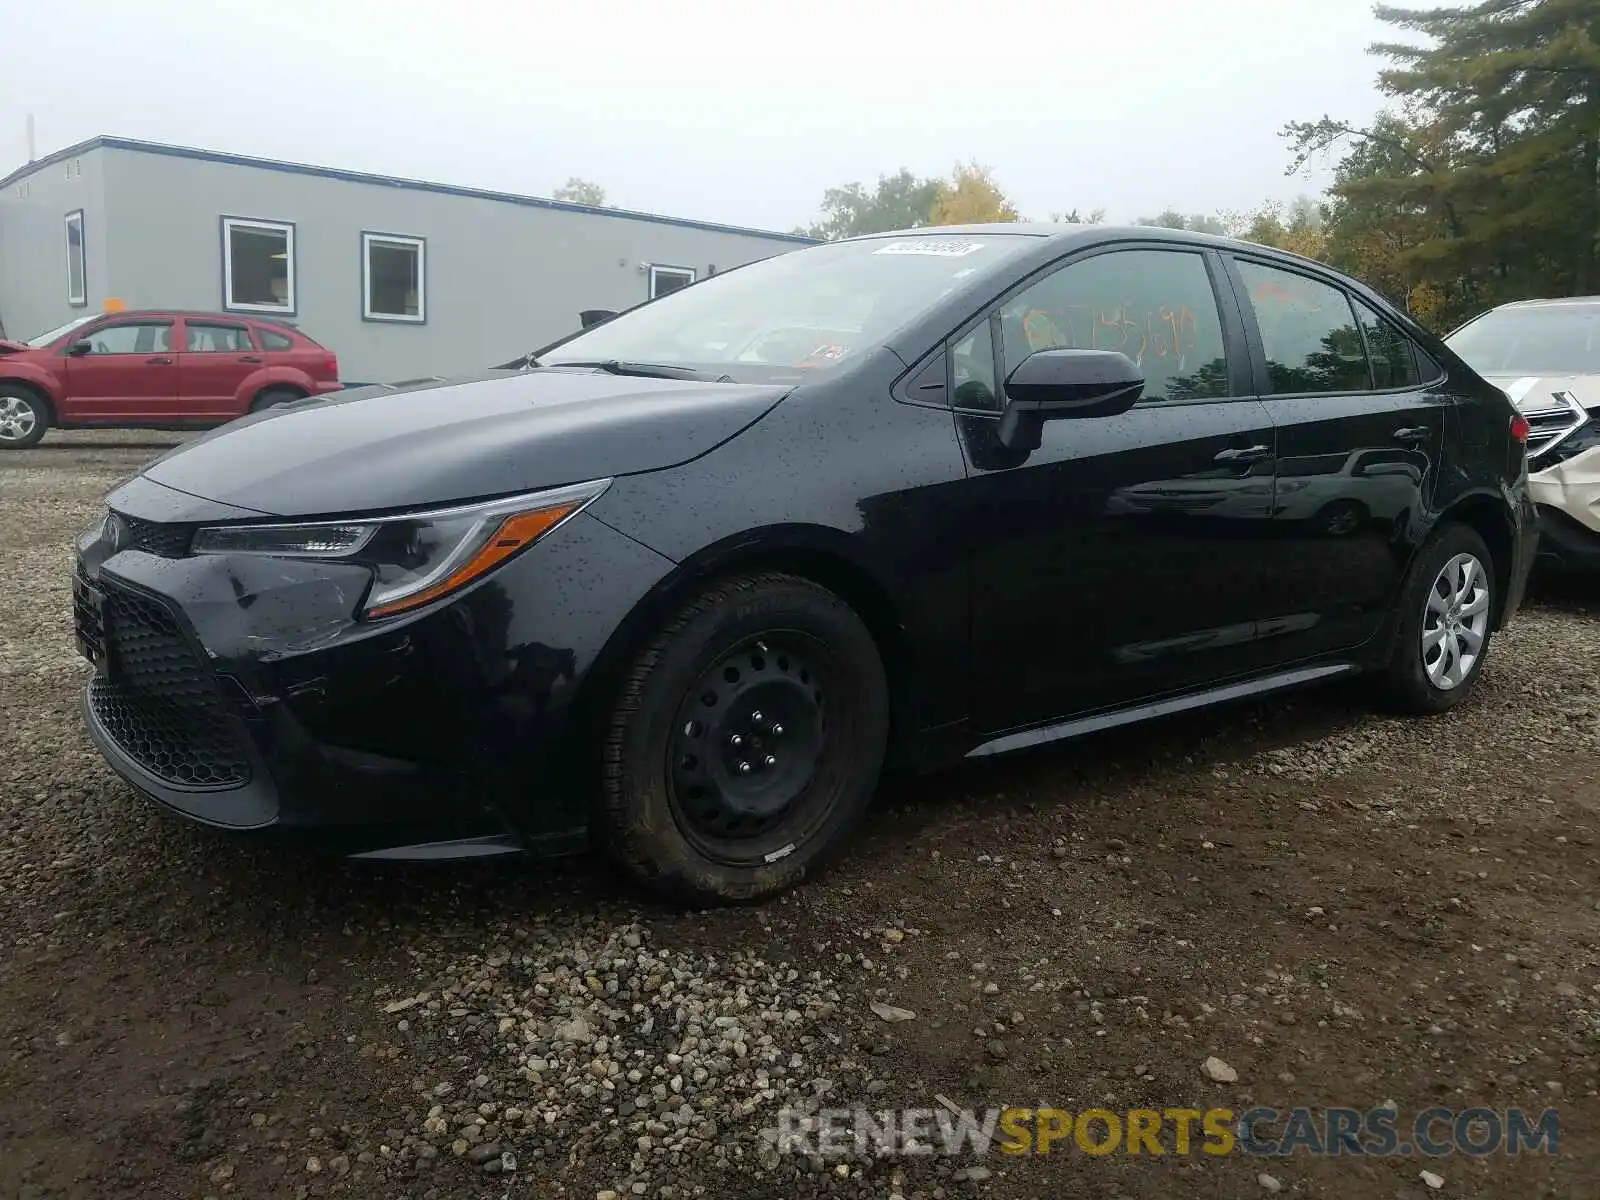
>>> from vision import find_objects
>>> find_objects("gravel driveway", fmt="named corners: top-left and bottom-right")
top-left (3, 431), bottom-right (1598, 1199)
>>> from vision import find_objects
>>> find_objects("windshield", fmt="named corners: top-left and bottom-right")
top-left (26, 313), bottom-right (98, 347)
top-left (540, 233), bottom-right (1036, 382)
top-left (1446, 305), bottom-right (1600, 376)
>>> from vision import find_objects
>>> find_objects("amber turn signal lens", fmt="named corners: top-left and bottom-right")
top-left (364, 504), bottom-right (578, 619)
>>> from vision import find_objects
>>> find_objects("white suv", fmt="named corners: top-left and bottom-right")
top-left (1447, 297), bottom-right (1600, 570)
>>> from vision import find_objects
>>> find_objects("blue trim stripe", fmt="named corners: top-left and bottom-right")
top-left (1, 136), bottom-right (817, 245)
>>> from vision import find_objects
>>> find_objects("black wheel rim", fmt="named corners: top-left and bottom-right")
top-left (667, 633), bottom-right (830, 856)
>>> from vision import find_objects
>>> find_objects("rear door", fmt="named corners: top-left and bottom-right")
top-left (960, 242), bottom-right (1282, 732)
top-left (177, 319), bottom-right (262, 419)
top-left (1225, 255), bottom-right (1448, 658)
top-left (61, 319), bottom-right (180, 421)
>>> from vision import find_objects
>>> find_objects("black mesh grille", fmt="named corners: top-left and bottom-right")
top-left (80, 580), bottom-right (251, 789)
top-left (115, 514), bottom-right (192, 558)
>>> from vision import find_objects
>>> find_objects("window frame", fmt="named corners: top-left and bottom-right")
top-left (360, 230), bottom-right (427, 324)
top-left (902, 241), bottom-right (1255, 416)
top-left (64, 209), bottom-right (87, 308)
top-left (648, 263), bottom-right (696, 300)
top-left (1348, 293), bottom-right (1434, 393)
top-left (220, 215), bottom-right (297, 316)
top-left (1225, 253), bottom-right (1377, 398)
top-left (183, 319), bottom-right (257, 353)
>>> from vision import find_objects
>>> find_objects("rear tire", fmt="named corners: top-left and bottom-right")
top-left (1374, 524), bottom-right (1496, 714)
top-left (599, 572), bottom-right (888, 904)
top-left (0, 385), bottom-right (49, 449)
top-left (250, 386), bottom-right (304, 412)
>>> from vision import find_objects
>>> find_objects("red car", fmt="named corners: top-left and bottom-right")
top-left (0, 309), bottom-right (341, 449)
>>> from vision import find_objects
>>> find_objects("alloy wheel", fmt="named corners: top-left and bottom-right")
top-left (0, 396), bottom-right (38, 443)
top-left (1420, 551), bottom-right (1490, 690)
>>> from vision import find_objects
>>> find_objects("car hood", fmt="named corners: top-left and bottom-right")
top-left (1484, 373), bottom-right (1599, 413)
top-left (139, 369), bottom-right (790, 517)
top-left (0, 339), bottom-right (34, 354)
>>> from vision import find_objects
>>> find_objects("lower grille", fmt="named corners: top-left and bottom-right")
top-left (81, 580), bottom-right (251, 789)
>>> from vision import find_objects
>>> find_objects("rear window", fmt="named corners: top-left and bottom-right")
top-left (258, 329), bottom-right (295, 351)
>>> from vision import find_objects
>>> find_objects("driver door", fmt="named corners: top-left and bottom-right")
top-left (63, 319), bottom-right (181, 422)
top-left (958, 244), bottom-right (1282, 733)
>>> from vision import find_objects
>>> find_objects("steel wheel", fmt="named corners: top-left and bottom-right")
top-left (667, 633), bottom-right (829, 856)
top-left (1420, 551), bottom-right (1490, 690)
top-left (0, 394), bottom-right (39, 444)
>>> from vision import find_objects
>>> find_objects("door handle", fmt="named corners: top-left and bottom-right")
top-left (1392, 426), bottom-right (1431, 444)
top-left (145, 356), bottom-right (173, 365)
top-left (1214, 444), bottom-right (1271, 463)
top-left (239, 355), bottom-right (263, 363)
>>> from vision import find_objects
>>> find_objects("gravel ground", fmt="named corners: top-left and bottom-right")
top-left (3, 430), bottom-right (1599, 1199)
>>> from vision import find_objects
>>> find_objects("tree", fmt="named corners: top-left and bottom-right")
top-left (1284, 0), bottom-right (1600, 325)
top-left (796, 169), bottom-right (942, 241)
top-left (1135, 210), bottom-right (1230, 235)
top-left (553, 178), bottom-right (607, 206)
top-left (927, 161), bottom-right (1020, 226)
top-left (1237, 196), bottom-right (1329, 261)
top-left (1048, 207), bottom-right (1107, 224)
top-left (1371, 0), bottom-right (1600, 294)
top-left (1285, 110), bottom-right (1455, 315)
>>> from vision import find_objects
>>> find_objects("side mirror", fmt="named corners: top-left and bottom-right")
top-left (996, 349), bottom-right (1143, 451)
top-left (68, 339), bottom-right (93, 356)
top-left (579, 309), bottom-right (618, 329)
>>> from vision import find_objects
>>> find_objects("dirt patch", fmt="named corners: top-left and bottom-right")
top-left (2, 431), bottom-right (1597, 1199)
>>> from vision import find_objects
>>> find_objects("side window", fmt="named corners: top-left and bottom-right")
top-left (80, 322), bottom-right (173, 355)
top-left (185, 323), bottom-right (255, 352)
top-left (1235, 260), bottom-right (1371, 394)
top-left (949, 319), bottom-right (1000, 411)
top-left (258, 329), bottom-right (294, 351)
top-left (1351, 297), bottom-right (1421, 389)
top-left (997, 249), bottom-right (1231, 404)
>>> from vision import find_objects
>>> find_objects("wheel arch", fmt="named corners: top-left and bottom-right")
top-left (572, 526), bottom-right (917, 761)
top-left (239, 369), bottom-right (311, 411)
top-left (0, 373), bottom-right (60, 424)
top-left (1436, 490), bottom-right (1516, 629)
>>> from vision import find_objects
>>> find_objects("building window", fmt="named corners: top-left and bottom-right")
top-left (222, 217), bottom-right (295, 313)
top-left (65, 210), bottom-right (86, 307)
top-left (648, 264), bottom-right (695, 299)
top-left (361, 232), bottom-right (425, 323)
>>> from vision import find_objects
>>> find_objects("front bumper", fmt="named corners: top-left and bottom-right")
top-left (72, 481), bottom-right (677, 858)
top-left (1534, 505), bottom-right (1600, 571)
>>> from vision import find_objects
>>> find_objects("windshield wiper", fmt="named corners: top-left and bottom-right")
top-left (552, 359), bottom-right (733, 383)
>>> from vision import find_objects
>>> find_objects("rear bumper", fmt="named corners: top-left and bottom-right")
top-left (1498, 481), bottom-right (1540, 627)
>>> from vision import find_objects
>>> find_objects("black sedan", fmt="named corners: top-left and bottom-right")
top-left (73, 225), bottom-right (1538, 903)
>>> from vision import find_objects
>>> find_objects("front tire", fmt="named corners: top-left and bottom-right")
top-left (0, 385), bottom-right (49, 449)
top-left (600, 572), bottom-right (888, 904)
top-left (1375, 524), bottom-right (1495, 714)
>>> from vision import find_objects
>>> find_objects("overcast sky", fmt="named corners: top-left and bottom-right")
top-left (4, 0), bottom-right (1417, 233)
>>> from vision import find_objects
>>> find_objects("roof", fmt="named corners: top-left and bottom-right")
top-left (42, 307), bottom-right (302, 327)
top-left (0, 136), bottom-right (816, 245)
top-left (1498, 296), bottom-right (1600, 309)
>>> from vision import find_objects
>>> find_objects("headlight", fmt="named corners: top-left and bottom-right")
top-left (190, 479), bottom-right (610, 619)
